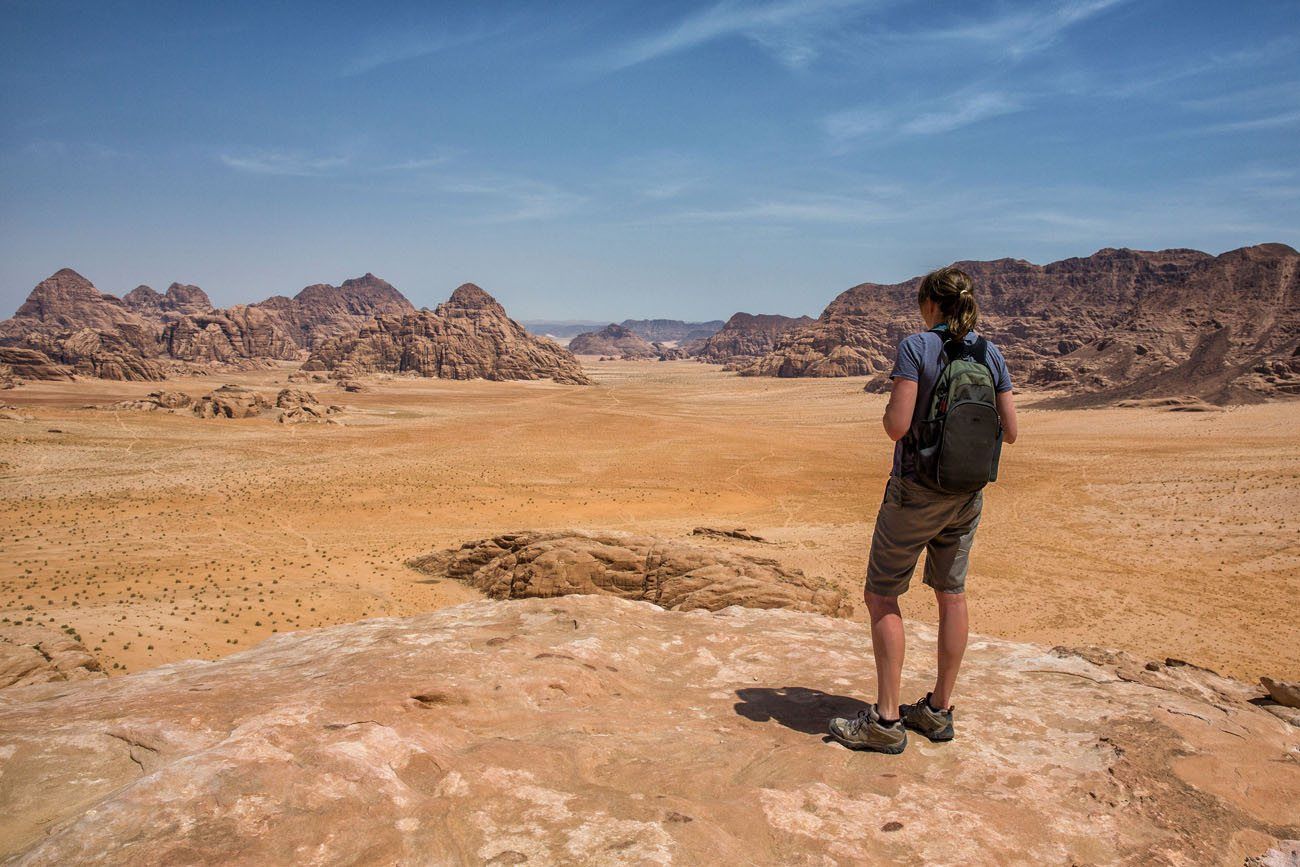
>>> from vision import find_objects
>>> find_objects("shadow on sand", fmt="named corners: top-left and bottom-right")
top-left (734, 686), bottom-right (869, 736)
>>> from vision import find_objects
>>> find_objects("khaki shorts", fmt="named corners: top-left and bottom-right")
top-left (866, 476), bottom-right (983, 597)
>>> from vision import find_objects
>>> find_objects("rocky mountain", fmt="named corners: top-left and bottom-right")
top-left (1, 269), bottom-right (418, 381)
top-left (692, 312), bottom-right (815, 366)
top-left (303, 283), bottom-right (590, 384)
top-left (619, 318), bottom-right (725, 343)
top-left (568, 323), bottom-right (658, 358)
top-left (520, 319), bottom-right (606, 339)
top-left (741, 244), bottom-right (1300, 405)
top-left (122, 283), bottom-right (213, 317)
top-left (1, 594), bottom-right (1295, 864)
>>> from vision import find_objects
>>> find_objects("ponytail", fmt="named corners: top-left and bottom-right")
top-left (918, 267), bottom-right (979, 340)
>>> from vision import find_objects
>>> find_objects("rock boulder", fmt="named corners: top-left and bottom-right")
top-left (409, 531), bottom-right (850, 617)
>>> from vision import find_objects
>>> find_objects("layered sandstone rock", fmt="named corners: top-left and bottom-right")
top-left (103, 391), bottom-right (194, 412)
top-left (1, 269), bottom-right (417, 381)
top-left (273, 387), bottom-right (341, 424)
top-left (408, 530), bottom-right (850, 616)
top-left (0, 346), bottom-right (73, 381)
top-left (0, 623), bottom-right (104, 690)
top-left (0, 269), bottom-right (167, 381)
top-left (122, 283), bottom-right (214, 317)
top-left (568, 323), bottom-right (658, 359)
top-left (742, 244), bottom-right (1300, 404)
top-left (303, 284), bottom-right (590, 384)
top-left (23, 328), bottom-right (168, 381)
top-left (191, 384), bottom-right (271, 419)
top-left (252, 273), bottom-right (415, 350)
top-left (0, 596), bottom-right (1296, 864)
top-left (691, 312), bottom-right (815, 365)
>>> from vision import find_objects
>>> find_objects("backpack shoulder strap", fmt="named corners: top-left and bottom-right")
top-left (970, 335), bottom-right (989, 367)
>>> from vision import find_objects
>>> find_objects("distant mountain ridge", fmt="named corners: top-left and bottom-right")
top-left (739, 243), bottom-right (1300, 405)
top-left (0, 271), bottom-right (585, 384)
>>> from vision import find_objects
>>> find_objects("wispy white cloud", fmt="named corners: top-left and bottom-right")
top-left (825, 89), bottom-right (1022, 146)
top-left (911, 0), bottom-right (1132, 58)
top-left (668, 190), bottom-right (904, 224)
top-left (441, 176), bottom-right (586, 222)
top-left (340, 18), bottom-right (513, 77)
top-left (218, 151), bottom-right (350, 176)
top-left (218, 150), bottom-right (454, 177)
top-left (1196, 109), bottom-right (1300, 134)
top-left (375, 155), bottom-right (454, 173)
top-left (592, 0), bottom-right (876, 71)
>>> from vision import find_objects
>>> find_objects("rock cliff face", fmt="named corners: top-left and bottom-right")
top-left (568, 323), bottom-right (658, 359)
top-left (408, 531), bottom-right (850, 617)
top-left (0, 596), bottom-right (1295, 865)
top-left (742, 244), bottom-right (1300, 404)
top-left (692, 312), bottom-right (815, 365)
top-left (303, 284), bottom-right (590, 384)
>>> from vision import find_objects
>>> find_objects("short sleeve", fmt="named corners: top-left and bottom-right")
top-left (890, 334), bottom-right (924, 382)
top-left (987, 342), bottom-right (1013, 393)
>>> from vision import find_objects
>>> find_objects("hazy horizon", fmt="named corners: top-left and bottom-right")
top-left (3, 0), bottom-right (1298, 320)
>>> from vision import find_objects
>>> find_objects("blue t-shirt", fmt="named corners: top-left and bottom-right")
top-left (889, 328), bottom-right (1012, 480)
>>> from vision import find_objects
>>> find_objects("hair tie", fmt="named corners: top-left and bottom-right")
top-left (959, 288), bottom-right (970, 296)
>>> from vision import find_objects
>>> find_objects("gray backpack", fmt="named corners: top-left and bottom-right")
top-left (912, 329), bottom-right (1003, 494)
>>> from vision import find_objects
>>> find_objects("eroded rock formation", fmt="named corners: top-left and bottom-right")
top-left (691, 312), bottom-right (815, 365)
top-left (0, 623), bottom-right (104, 690)
top-left (304, 284), bottom-right (590, 384)
top-left (568, 323), bottom-right (658, 359)
top-left (0, 596), bottom-right (1295, 864)
top-left (408, 530), bottom-right (849, 616)
top-left (191, 384), bottom-right (271, 419)
top-left (1, 269), bottom-right (417, 381)
top-left (742, 244), bottom-right (1300, 404)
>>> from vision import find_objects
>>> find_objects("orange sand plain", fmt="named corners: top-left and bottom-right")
top-left (1, 361), bottom-right (1296, 681)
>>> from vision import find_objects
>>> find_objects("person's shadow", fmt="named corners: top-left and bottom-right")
top-left (734, 686), bottom-right (870, 736)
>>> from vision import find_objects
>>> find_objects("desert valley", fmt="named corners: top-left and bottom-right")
top-left (0, 245), bottom-right (1297, 863)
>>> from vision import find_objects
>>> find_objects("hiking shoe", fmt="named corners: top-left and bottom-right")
top-left (901, 693), bottom-right (955, 742)
top-left (828, 704), bottom-right (908, 754)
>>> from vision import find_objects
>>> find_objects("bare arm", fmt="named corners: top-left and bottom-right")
top-left (996, 390), bottom-right (1018, 444)
top-left (882, 378), bottom-right (917, 441)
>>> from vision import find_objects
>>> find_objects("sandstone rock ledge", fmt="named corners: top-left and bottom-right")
top-left (1, 596), bottom-right (1296, 865)
top-left (408, 530), bottom-right (849, 617)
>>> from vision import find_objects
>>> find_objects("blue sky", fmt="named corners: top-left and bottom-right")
top-left (2, 0), bottom-right (1297, 320)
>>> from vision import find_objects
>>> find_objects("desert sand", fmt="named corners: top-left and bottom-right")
top-left (1, 360), bottom-right (1296, 681)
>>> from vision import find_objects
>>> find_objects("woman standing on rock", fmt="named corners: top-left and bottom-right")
top-left (830, 266), bottom-right (1018, 754)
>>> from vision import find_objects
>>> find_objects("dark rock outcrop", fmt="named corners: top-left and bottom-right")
top-left (408, 530), bottom-right (849, 616)
top-left (742, 244), bottom-right (1300, 404)
top-left (568, 323), bottom-right (658, 359)
top-left (691, 312), bottom-right (815, 365)
top-left (304, 284), bottom-right (590, 384)
top-left (619, 318), bottom-right (725, 342)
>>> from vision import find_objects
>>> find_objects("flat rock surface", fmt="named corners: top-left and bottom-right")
top-left (1, 596), bottom-right (1296, 865)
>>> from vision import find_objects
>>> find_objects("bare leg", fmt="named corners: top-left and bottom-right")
top-left (866, 592), bottom-right (904, 720)
top-left (931, 590), bottom-right (968, 709)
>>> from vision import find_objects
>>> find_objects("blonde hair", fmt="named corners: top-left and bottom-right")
top-left (918, 266), bottom-right (978, 340)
